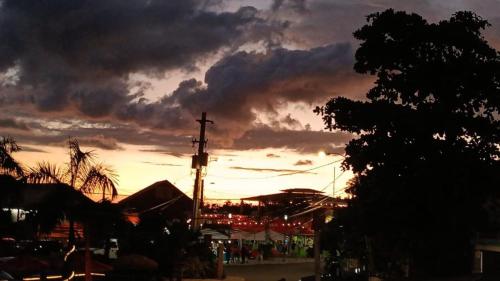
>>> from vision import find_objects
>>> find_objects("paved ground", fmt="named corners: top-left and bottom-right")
top-left (224, 261), bottom-right (315, 281)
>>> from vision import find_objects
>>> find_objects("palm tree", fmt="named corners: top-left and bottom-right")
top-left (27, 138), bottom-right (118, 245)
top-left (0, 136), bottom-right (24, 177)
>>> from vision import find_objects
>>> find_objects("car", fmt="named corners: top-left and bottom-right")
top-left (93, 238), bottom-right (119, 259)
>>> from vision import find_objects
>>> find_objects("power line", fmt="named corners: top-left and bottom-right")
top-left (206, 159), bottom-right (344, 180)
top-left (203, 170), bottom-right (349, 205)
top-left (318, 169), bottom-right (347, 192)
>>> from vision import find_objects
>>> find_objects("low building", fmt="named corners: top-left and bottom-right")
top-left (118, 180), bottom-right (193, 223)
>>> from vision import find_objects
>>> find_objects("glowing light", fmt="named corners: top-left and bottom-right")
top-left (62, 271), bottom-right (75, 281)
top-left (64, 245), bottom-right (76, 262)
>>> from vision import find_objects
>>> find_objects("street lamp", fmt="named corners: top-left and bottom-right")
top-left (284, 214), bottom-right (288, 255)
top-left (228, 213), bottom-right (232, 243)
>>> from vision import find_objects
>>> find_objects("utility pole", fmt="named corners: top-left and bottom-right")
top-left (200, 179), bottom-right (205, 211)
top-left (191, 112), bottom-right (213, 231)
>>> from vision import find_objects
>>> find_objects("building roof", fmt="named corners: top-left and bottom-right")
top-left (0, 175), bottom-right (94, 210)
top-left (118, 180), bottom-right (192, 217)
top-left (241, 189), bottom-right (326, 203)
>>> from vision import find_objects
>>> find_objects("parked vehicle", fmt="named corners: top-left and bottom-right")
top-left (93, 238), bottom-right (119, 259)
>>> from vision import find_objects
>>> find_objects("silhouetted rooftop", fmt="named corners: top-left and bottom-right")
top-left (118, 180), bottom-right (192, 218)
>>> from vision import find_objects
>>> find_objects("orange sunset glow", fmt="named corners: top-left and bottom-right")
top-left (1, 1), bottom-right (499, 280)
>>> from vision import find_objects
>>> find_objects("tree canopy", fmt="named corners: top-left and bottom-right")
top-left (28, 138), bottom-right (118, 199)
top-left (319, 9), bottom-right (500, 278)
top-left (26, 138), bottom-right (119, 245)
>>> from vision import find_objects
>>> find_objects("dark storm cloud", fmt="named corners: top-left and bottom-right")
top-left (294, 159), bottom-right (313, 166)
top-left (271, 0), bottom-right (308, 13)
top-left (5, 118), bottom-right (193, 153)
top-left (273, 0), bottom-right (500, 48)
top-left (0, 0), bottom-right (283, 117)
top-left (233, 125), bottom-right (352, 153)
top-left (6, 1), bottom-right (496, 153)
top-left (77, 135), bottom-right (123, 150)
top-left (0, 0), bottom-right (371, 153)
top-left (157, 43), bottom-right (370, 145)
top-left (5, 115), bottom-right (352, 156)
top-left (0, 118), bottom-right (30, 131)
top-left (280, 114), bottom-right (303, 129)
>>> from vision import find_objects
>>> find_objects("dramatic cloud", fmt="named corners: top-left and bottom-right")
top-left (273, 0), bottom-right (500, 48)
top-left (294, 159), bottom-right (313, 166)
top-left (271, 0), bottom-right (307, 13)
top-left (76, 135), bottom-right (123, 150)
top-left (233, 125), bottom-right (352, 153)
top-left (2, 0), bottom-right (498, 153)
top-left (2, 117), bottom-right (193, 153)
top-left (0, 118), bottom-right (30, 131)
top-left (277, 114), bottom-right (303, 129)
top-left (0, 0), bottom-right (283, 118)
top-left (155, 43), bottom-right (371, 145)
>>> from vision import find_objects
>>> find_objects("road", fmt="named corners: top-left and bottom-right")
top-left (224, 262), bottom-right (314, 281)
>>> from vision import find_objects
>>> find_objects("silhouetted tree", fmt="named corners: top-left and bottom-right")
top-left (318, 10), bottom-right (499, 278)
top-left (27, 138), bottom-right (118, 245)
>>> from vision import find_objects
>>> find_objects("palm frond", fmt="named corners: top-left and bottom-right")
top-left (26, 162), bottom-right (64, 184)
top-left (69, 138), bottom-right (95, 167)
top-left (0, 153), bottom-right (24, 177)
top-left (0, 136), bottom-right (24, 177)
top-left (79, 164), bottom-right (118, 199)
top-left (68, 138), bottom-right (95, 186)
top-left (0, 136), bottom-right (21, 154)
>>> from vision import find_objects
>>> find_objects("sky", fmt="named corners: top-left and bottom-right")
top-left (1, 0), bottom-right (500, 202)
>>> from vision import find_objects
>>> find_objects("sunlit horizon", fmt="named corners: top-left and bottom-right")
top-left (15, 142), bottom-right (352, 202)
